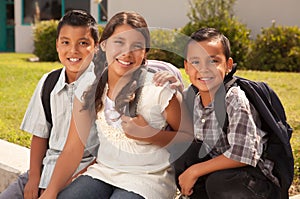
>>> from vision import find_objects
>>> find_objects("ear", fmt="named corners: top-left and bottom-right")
top-left (226, 57), bottom-right (233, 73)
top-left (56, 39), bottom-right (58, 52)
top-left (184, 60), bottom-right (189, 74)
top-left (100, 41), bottom-right (106, 52)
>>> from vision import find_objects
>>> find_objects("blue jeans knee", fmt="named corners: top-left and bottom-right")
top-left (58, 175), bottom-right (144, 199)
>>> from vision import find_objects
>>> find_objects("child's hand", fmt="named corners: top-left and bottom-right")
top-left (121, 115), bottom-right (158, 141)
top-left (38, 189), bottom-right (57, 199)
top-left (153, 71), bottom-right (184, 92)
top-left (24, 177), bottom-right (40, 199)
top-left (178, 165), bottom-right (198, 197)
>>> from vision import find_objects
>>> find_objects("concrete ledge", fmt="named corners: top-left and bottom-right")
top-left (290, 195), bottom-right (300, 199)
top-left (0, 139), bottom-right (29, 192)
top-left (0, 139), bottom-right (299, 199)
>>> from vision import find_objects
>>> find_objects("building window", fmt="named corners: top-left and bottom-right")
top-left (98, 0), bottom-right (107, 23)
top-left (22, 0), bottom-right (90, 24)
top-left (64, 0), bottom-right (90, 13)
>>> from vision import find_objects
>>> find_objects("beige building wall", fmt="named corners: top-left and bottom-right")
top-left (234, 0), bottom-right (300, 37)
top-left (107, 0), bottom-right (190, 29)
top-left (108, 0), bottom-right (300, 38)
top-left (14, 0), bottom-right (300, 53)
top-left (14, 0), bottom-right (34, 53)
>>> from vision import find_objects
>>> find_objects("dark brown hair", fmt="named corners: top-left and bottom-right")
top-left (184, 27), bottom-right (231, 60)
top-left (83, 11), bottom-right (150, 116)
top-left (57, 9), bottom-right (99, 45)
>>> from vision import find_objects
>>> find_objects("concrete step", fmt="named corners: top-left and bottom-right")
top-left (291, 195), bottom-right (300, 199)
top-left (0, 139), bottom-right (29, 192)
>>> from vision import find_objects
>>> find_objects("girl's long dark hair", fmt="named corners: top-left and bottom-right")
top-left (82, 11), bottom-right (150, 116)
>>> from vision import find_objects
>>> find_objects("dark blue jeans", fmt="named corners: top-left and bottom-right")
top-left (173, 141), bottom-right (280, 199)
top-left (57, 175), bottom-right (144, 199)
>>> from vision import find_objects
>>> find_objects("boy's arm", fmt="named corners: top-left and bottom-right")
top-left (179, 154), bottom-right (246, 196)
top-left (39, 98), bottom-right (92, 199)
top-left (24, 135), bottom-right (48, 199)
top-left (153, 71), bottom-right (184, 92)
top-left (147, 60), bottom-right (184, 91)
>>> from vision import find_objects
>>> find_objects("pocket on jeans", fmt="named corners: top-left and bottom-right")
top-left (243, 170), bottom-right (272, 199)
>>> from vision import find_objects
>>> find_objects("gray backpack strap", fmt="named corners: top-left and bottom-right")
top-left (183, 84), bottom-right (198, 115)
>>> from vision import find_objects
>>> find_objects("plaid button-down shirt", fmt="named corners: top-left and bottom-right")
top-left (193, 85), bottom-right (279, 186)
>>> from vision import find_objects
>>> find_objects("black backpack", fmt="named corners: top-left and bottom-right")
top-left (184, 67), bottom-right (294, 199)
top-left (41, 68), bottom-right (63, 128)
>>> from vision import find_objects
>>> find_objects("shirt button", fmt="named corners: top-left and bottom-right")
top-left (201, 118), bottom-right (205, 123)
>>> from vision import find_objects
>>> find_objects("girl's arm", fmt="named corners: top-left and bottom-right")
top-left (39, 98), bottom-right (93, 198)
top-left (179, 154), bottom-right (246, 196)
top-left (122, 92), bottom-right (193, 146)
top-left (24, 136), bottom-right (48, 199)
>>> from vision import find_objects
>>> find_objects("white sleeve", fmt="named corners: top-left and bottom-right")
top-left (20, 74), bottom-right (50, 138)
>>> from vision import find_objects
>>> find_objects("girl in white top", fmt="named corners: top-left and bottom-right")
top-left (40, 11), bottom-right (192, 199)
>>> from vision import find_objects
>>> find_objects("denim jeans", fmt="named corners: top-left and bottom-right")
top-left (0, 171), bottom-right (29, 199)
top-left (173, 141), bottom-right (280, 199)
top-left (58, 175), bottom-right (145, 199)
top-left (190, 166), bottom-right (279, 199)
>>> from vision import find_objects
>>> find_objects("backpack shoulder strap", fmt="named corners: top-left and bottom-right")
top-left (183, 84), bottom-right (198, 115)
top-left (214, 77), bottom-right (237, 132)
top-left (41, 68), bottom-right (63, 127)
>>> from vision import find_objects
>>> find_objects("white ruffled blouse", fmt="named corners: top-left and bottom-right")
top-left (82, 71), bottom-right (177, 199)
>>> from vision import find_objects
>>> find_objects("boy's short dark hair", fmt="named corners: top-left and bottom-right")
top-left (184, 27), bottom-right (231, 60)
top-left (57, 10), bottom-right (99, 44)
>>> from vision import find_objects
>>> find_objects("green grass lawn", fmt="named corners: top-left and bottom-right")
top-left (0, 53), bottom-right (61, 147)
top-left (1, 53), bottom-right (300, 193)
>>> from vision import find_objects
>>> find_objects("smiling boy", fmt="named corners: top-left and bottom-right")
top-left (175, 27), bottom-right (280, 199)
top-left (0, 10), bottom-right (100, 199)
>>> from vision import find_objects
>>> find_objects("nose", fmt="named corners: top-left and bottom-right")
top-left (121, 43), bottom-right (135, 56)
top-left (69, 44), bottom-right (79, 53)
top-left (120, 45), bottom-right (133, 57)
top-left (195, 63), bottom-right (209, 73)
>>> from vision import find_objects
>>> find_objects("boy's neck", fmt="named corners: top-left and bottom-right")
top-left (199, 92), bottom-right (213, 107)
top-left (198, 83), bottom-right (224, 107)
top-left (65, 70), bottom-right (85, 84)
top-left (65, 72), bottom-right (77, 84)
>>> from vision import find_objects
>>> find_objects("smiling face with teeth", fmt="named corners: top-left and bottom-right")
top-left (56, 25), bottom-right (97, 83)
top-left (184, 39), bottom-right (233, 106)
top-left (100, 24), bottom-right (147, 82)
